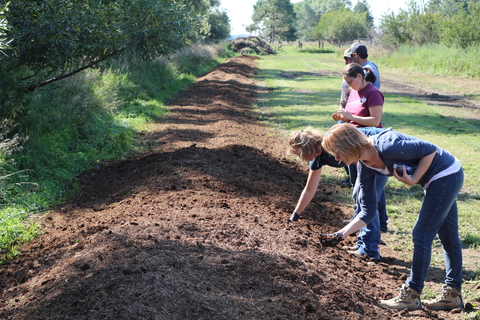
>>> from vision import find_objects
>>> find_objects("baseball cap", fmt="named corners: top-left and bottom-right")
top-left (350, 43), bottom-right (368, 55)
top-left (343, 48), bottom-right (352, 58)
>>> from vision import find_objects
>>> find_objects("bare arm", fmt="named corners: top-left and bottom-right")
top-left (394, 151), bottom-right (437, 185)
top-left (293, 168), bottom-right (322, 214)
top-left (337, 217), bottom-right (367, 237)
top-left (335, 105), bottom-right (383, 127)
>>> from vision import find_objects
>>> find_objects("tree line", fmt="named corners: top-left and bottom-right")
top-left (247, 0), bottom-right (480, 49)
top-left (247, 0), bottom-right (374, 43)
top-left (380, 0), bottom-right (480, 49)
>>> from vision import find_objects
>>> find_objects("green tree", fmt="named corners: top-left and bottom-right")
top-left (442, 2), bottom-right (480, 48)
top-left (1, 0), bottom-right (199, 93)
top-left (0, 2), bottom-right (9, 54)
top-left (407, 11), bottom-right (442, 46)
top-left (294, 0), bottom-right (350, 40)
top-left (294, 1), bottom-right (318, 40)
top-left (182, 0), bottom-right (225, 40)
top-left (247, 0), bottom-right (296, 42)
top-left (378, 0), bottom-right (443, 47)
top-left (312, 8), bottom-right (368, 45)
top-left (378, 10), bottom-right (413, 47)
top-left (353, 0), bottom-right (374, 27)
top-left (427, 0), bottom-right (468, 18)
top-left (206, 8), bottom-right (231, 40)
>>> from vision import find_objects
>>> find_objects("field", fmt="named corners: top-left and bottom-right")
top-left (0, 54), bottom-right (478, 319)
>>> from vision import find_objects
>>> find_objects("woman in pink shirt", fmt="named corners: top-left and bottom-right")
top-left (331, 62), bottom-right (388, 260)
top-left (333, 63), bottom-right (384, 128)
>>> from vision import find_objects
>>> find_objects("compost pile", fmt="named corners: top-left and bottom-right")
top-left (0, 55), bottom-right (467, 320)
top-left (228, 36), bottom-right (276, 55)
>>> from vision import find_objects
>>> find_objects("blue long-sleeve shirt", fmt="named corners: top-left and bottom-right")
top-left (356, 128), bottom-right (457, 224)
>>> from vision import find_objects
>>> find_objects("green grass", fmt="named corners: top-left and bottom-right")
top-left (0, 208), bottom-right (40, 263)
top-left (255, 45), bottom-right (480, 307)
top-left (374, 43), bottom-right (480, 79)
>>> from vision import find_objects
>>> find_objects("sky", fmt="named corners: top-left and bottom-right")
top-left (219, 0), bottom-right (409, 36)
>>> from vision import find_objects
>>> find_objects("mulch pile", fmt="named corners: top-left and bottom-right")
top-left (0, 55), bottom-right (467, 319)
top-left (228, 37), bottom-right (276, 55)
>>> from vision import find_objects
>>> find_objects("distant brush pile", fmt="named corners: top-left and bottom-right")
top-left (228, 36), bottom-right (276, 55)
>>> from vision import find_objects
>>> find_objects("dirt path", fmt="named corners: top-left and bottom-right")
top-left (0, 55), bottom-right (473, 320)
top-left (380, 69), bottom-right (480, 116)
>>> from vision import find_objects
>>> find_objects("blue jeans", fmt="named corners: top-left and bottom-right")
top-left (406, 168), bottom-right (464, 293)
top-left (348, 164), bottom-right (388, 231)
top-left (378, 188), bottom-right (388, 232)
top-left (352, 174), bottom-right (389, 259)
top-left (350, 127), bottom-right (389, 231)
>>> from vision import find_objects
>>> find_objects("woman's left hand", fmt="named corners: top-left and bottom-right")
top-left (332, 112), bottom-right (346, 122)
top-left (336, 108), bottom-right (352, 121)
top-left (393, 167), bottom-right (416, 185)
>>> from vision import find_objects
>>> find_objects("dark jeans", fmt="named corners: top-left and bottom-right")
top-left (349, 126), bottom-right (388, 232)
top-left (348, 163), bottom-right (388, 231)
top-left (352, 174), bottom-right (389, 259)
top-left (406, 169), bottom-right (464, 293)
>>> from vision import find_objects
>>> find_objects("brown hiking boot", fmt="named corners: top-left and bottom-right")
top-left (379, 285), bottom-right (422, 310)
top-left (421, 284), bottom-right (463, 310)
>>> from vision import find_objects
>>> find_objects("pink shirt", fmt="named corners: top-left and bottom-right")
top-left (345, 83), bottom-right (384, 128)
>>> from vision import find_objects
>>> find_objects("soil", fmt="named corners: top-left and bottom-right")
top-left (0, 55), bottom-right (478, 320)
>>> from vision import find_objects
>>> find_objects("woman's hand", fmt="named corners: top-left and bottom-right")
top-left (393, 166), bottom-right (416, 185)
top-left (331, 112), bottom-right (341, 121)
top-left (334, 106), bottom-right (382, 127)
top-left (335, 108), bottom-right (352, 121)
top-left (393, 151), bottom-right (437, 186)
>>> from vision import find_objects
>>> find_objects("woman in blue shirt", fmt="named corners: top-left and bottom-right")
top-left (287, 127), bottom-right (347, 222)
top-left (321, 123), bottom-right (464, 312)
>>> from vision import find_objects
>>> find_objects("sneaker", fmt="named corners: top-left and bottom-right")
top-left (380, 285), bottom-right (422, 310)
top-left (347, 249), bottom-right (379, 260)
top-left (421, 284), bottom-right (463, 311)
top-left (347, 250), bottom-right (368, 258)
top-left (342, 245), bottom-right (358, 250)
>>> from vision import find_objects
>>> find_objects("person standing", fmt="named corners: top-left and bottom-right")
top-left (339, 49), bottom-right (355, 188)
top-left (333, 63), bottom-right (383, 128)
top-left (340, 48), bottom-right (354, 109)
top-left (321, 123), bottom-right (464, 311)
top-left (341, 43), bottom-right (386, 229)
top-left (331, 63), bottom-right (389, 259)
top-left (347, 42), bottom-right (380, 89)
top-left (334, 62), bottom-right (389, 234)
top-left (342, 43), bottom-right (380, 112)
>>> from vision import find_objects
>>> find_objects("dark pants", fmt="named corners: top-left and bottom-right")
top-left (348, 163), bottom-right (388, 232)
top-left (349, 126), bottom-right (389, 232)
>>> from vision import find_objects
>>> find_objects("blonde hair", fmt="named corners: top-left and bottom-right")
top-left (321, 123), bottom-right (369, 164)
top-left (289, 127), bottom-right (323, 161)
